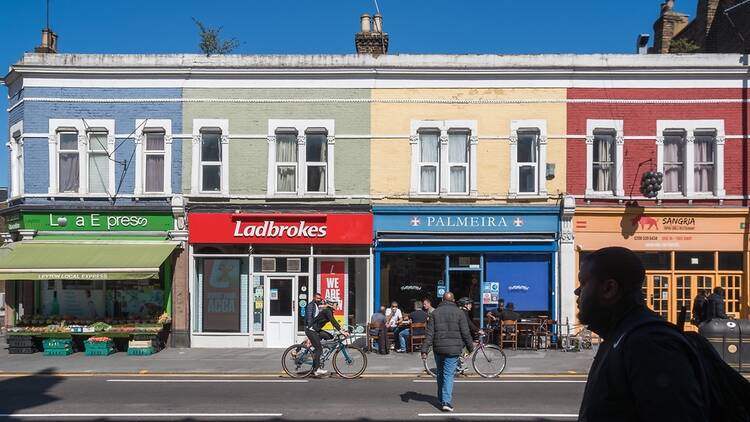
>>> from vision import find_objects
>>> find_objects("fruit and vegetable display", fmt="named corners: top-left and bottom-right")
top-left (8, 313), bottom-right (168, 336)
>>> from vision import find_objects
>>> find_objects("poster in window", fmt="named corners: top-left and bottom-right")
top-left (202, 259), bottom-right (241, 332)
top-left (317, 259), bottom-right (348, 329)
top-left (485, 254), bottom-right (550, 312)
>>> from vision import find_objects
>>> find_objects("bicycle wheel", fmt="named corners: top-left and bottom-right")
top-left (332, 345), bottom-right (367, 379)
top-left (472, 344), bottom-right (507, 378)
top-left (281, 344), bottom-right (314, 378)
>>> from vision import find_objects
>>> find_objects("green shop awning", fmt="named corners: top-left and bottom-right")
top-left (0, 242), bottom-right (177, 281)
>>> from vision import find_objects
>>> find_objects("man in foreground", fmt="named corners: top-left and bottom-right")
top-left (576, 247), bottom-right (707, 421)
top-left (421, 292), bottom-right (474, 413)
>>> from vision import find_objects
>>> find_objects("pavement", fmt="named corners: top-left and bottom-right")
top-left (0, 336), bottom-right (597, 377)
top-left (0, 374), bottom-right (586, 421)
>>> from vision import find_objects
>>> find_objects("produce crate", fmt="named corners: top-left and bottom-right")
top-left (9, 347), bottom-right (39, 354)
top-left (128, 340), bottom-right (152, 349)
top-left (42, 338), bottom-right (74, 356)
top-left (127, 347), bottom-right (155, 356)
top-left (7, 336), bottom-right (35, 348)
top-left (43, 348), bottom-right (73, 357)
top-left (84, 340), bottom-right (115, 356)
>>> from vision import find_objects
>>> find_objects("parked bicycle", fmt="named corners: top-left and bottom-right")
top-left (423, 332), bottom-right (507, 378)
top-left (281, 331), bottom-right (367, 379)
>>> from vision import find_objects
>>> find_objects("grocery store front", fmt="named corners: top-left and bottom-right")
top-left (187, 210), bottom-right (373, 348)
top-left (0, 209), bottom-right (179, 338)
top-left (574, 206), bottom-right (749, 323)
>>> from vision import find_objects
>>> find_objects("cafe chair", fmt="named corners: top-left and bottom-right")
top-left (533, 318), bottom-right (555, 350)
top-left (500, 320), bottom-right (518, 351)
top-left (408, 322), bottom-right (427, 353)
top-left (366, 322), bottom-right (384, 353)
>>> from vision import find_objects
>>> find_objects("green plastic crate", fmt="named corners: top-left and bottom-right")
top-left (43, 348), bottom-right (73, 357)
top-left (84, 341), bottom-right (114, 356)
top-left (43, 339), bottom-right (73, 350)
top-left (127, 347), bottom-right (155, 356)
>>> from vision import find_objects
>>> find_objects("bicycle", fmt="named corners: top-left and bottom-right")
top-left (422, 332), bottom-right (507, 378)
top-left (281, 331), bottom-right (367, 379)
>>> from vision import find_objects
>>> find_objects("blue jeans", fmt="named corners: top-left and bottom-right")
top-left (434, 353), bottom-right (459, 404)
top-left (398, 328), bottom-right (411, 350)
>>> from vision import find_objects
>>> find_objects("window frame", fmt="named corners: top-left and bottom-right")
top-left (509, 119), bottom-right (547, 197)
top-left (135, 119), bottom-right (172, 196)
top-left (86, 129), bottom-right (112, 195)
top-left (409, 119), bottom-right (478, 197)
top-left (48, 119), bottom-right (115, 196)
top-left (447, 129), bottom-right (470, 195)
top-left (656, 120), bottom-right (725, 198)
top-left (585, 119), bottom-right (624, 197)
top-left (8, 121), bottom-right (24, 198)
top-left (191, 119), bottom-right (229, 195)
top-left (274, 128), bottom-right (300, 195)
top-left (267, 119), bottom-right (335, 197)
top-left (417, 128), bottom-right (440, 194)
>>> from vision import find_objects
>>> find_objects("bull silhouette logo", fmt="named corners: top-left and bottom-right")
top-left (632, 215), bottom-right (659, 230)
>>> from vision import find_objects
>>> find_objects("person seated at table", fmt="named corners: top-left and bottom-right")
top-left (369, 305), bottom-right (388, 354)
top-left (385, 301), bottom-right (403, 349)
top-left (486, 299), bottom-right (506, 325)
top-left (501, 302), bottom-right (521, 323)
top-left (396, 301), bottom-right (429, 353)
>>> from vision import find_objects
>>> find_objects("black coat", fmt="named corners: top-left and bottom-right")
top-left (304, 301), bottom-right (319, 328)
top-left (691, 295), bottom-right (707, 323)
top-left (705, 293), bottom-right (729, 320)
top-left (421, 301), bottom-right (474, 356)
top-left (579, 305), bottom-right (708, 422)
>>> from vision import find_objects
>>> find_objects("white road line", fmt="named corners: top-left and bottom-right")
top-left (106, 379), bottom-right (307, 383)
top-left (0, 414), bottom-right (282, 418)
top-left (418, 413), bottom-right (578, 418)
top-left (413, 379), bottom-right (586, 383)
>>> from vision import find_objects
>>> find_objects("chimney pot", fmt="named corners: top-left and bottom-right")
top-left (373, 14), bottom-right (383, 33)
top-left (360, 14), bottom-right (371, 33)
top-left (34, 28), bottom-right (58, 54)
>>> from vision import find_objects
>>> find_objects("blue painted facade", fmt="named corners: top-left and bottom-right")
top-left (12, 87), bottom-right (183, 197)
top-left (373, 205), bottom-right (561, 323)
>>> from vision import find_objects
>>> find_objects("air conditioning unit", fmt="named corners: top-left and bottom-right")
top-left (261, 258), bottom-right (276, 272)
top-left (287, 258), bottom-right (302, 272)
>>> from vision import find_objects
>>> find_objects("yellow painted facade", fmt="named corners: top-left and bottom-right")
top-left (370, 88), bottom-right (567, 203)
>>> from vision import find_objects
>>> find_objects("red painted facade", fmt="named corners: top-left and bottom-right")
top-left (566, 88), bottom-right (750, 206)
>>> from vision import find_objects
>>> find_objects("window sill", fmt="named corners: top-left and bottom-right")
top-left (508, 193), bottom-right (549, 200)
top-left (658, 193), bottom-right (724, 200)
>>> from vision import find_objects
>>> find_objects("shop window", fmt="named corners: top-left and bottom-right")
top-left (58, 130), bottom-right (80, 193)
top-left (380, 254), bottom-right (444, 309)
top-left (268, 119), bottom-right (335, 196)
top-left (253, 275), bottom-right (264, 333)
top-left (144, 129), bottom-right (166, 193)
top-left (449, 255), bottom-right (481, 268)
top-left (636, 252), bottom-right (671, 270)
top-left (315, 257), bottom-right (369, 327)
top-left (410, 120), bottom-right (478, 196)
top-left (194, 258), bottom-right (248, 333)
top-left (675, 252), bottom-right (715, 271)
top-left (718, 252), bottom-right (743, 271)
top-left (662, 130), bottom-right (686, 194)
top-left (200, 128), bottom-right (223, 192)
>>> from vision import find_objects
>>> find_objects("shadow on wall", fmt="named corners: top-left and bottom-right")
top-left (620, 201), bottom-right (646, 239)
top-left (0, 368), bottom-right (62, 417)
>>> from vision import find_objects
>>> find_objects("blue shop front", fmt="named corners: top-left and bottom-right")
top-left (373, 206), bottom-right (561, 326)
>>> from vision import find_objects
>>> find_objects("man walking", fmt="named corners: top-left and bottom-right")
top-left (576, 247), bottom-right (708, 421)
top-left (421, 292), bottom-right (474, 412)
top-left (691, 289), bottom-right (709, 326)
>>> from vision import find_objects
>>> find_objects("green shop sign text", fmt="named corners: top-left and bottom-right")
top-left (22, 212), bottom-right (173, 232)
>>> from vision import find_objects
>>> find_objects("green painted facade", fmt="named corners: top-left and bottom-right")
top-left (182, 88), bottom-right (371, 199)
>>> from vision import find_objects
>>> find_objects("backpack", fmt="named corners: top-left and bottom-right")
top-left (626, 316), bottom-right (750, 422)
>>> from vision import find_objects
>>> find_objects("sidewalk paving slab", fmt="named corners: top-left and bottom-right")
top-left (0, 339), bottom-right (597, 376)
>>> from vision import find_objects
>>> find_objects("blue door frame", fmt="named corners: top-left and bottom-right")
top-left (373, 242), bottom-right (558, 325)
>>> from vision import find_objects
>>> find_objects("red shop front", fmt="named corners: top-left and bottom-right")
top-left (188, 212), bottom-right (373, 348)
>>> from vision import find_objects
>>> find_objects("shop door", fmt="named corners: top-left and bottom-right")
top-left (645, 274), bottom-right (671, 320)
top-left (265, 277), bottom-right (297, 348)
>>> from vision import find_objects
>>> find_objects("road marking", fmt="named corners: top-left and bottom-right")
top-left (418, 413), bottom-right (578, 418)
top-left (413, 379), bottom-right (586, 383)
top-left (106, 379), bottom-right (308, 383)
top-left (0, 414), bottom-right (282, 418)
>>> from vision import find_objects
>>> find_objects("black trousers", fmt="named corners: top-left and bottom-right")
top-left (305, 328), bottom-right (333, 370)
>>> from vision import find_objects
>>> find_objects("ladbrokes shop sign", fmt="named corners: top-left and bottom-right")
top-left (188, 212), bottom-right (373, 245)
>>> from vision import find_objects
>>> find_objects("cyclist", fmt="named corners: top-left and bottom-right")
top-left (305, 298), bottom-right (348, 376)
top-left (457, 297), bottom-right (481, 340)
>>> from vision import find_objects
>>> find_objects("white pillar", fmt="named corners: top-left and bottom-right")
top-left (685, 134), bottom-right (695, 197)
top-left (615, 136), bottom-right (625, 196)
top-left (715, 135), bottom-right (726, 197)
top-left (327, 135), bottom-right (336, 196)
top-left (584, 135), bottom-right (594, 195)
top-left (409, 135), bottom-right (419, 195)
top-left (538, 135), bottom-right (548, 196)
top-left (469, 135), bottom-right (478, 196)
top-left (559, 195), bottom-right (577, 326)
top-left (439, 130), bottom-right (449, 194)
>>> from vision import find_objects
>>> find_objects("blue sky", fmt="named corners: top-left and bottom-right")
top-left (0, 0), bottom-right (699, 187)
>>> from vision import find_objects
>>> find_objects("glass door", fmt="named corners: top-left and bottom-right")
top-left (265, 277), bottom-right (297, 348)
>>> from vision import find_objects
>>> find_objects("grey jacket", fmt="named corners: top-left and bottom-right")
top-left (421, 301), bottom-right (474, 356)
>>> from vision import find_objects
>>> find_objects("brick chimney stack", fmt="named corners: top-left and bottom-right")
top-left (355, 13), bottom-right (389, 55)
top-left (652, 0), bottom-right (690, 53)
top-left (34, 27), bottom-right (58, 54)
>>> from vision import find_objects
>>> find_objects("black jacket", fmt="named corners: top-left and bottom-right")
top-left (705, 293), bottom-right (729, 320)
top-left (304, 300), bottom-right (319, 328)
top-left (579, 305), bottom-right (708, 422)
top-left (691, 295), bottom-right (707, 323)
top-left (310, 307), bottom-right (341, 332)
top-left (421, 301), bottom-right (474, 356)
top-left (462, 308), bottom-right (480, 338)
